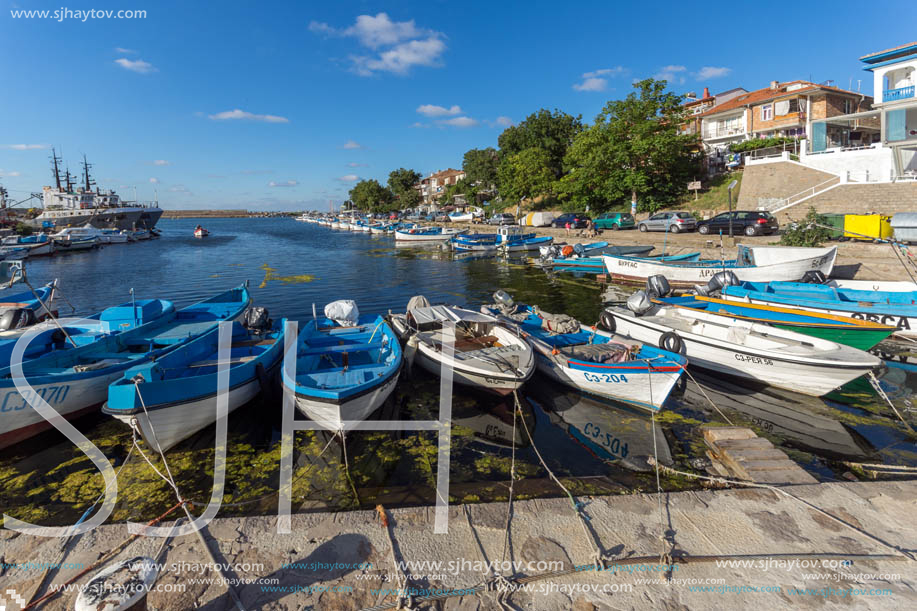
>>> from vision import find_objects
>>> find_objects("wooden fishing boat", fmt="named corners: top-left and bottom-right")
top-left (481, 298), bottom-right (685, 411)
top-left (550, 251), bottom-right (697, 272)
top-left (541, 242), bottom-right (654, 261)
top-left (0, 280), bottom-right (57, 333)
top-left (282, 308), bottom-right (402, 429)
top-left (53, 236), bottom-right (99, 252)
top-left (390, 298), bottom-right (535, 394)
top-left (193, 226), bottom-right (210, 238)
top-left (658, 295), bottom-right (895, 350)
top-left (394, 227), bottom-right (464, 242)
top-left (105, 313), bottom-right (286, 452)
top-left (721, 281), bottom-right (917, 339)
top-left (602, 245), bottom-right (837, 287)
top-left (603, 297), bottom-right (881, 396)
top-left (0, 285), bottom-right (250, 449)
top-left (500, 236), bottom-right (554, 252)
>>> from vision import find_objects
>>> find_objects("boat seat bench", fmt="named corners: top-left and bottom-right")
top-left (301, 341), bottom-right (385, 356)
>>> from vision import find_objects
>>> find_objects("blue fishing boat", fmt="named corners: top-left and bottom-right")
top-left (721, 281), bottom-right (917, 339)
top-left (500, 236), bottom-right (554, 252)
top-left (0, 281), bottom-right (58, 330)
top-left (0, 285), bottom-right (250, 450)
top-left (105, 312), bottom-right (286, 452)
top-left (550, 251), bottom-right (692, 272)
top-left (481, 295), bottom-right (685, 411)
top-left (282, 303), bottom-right (402, 428)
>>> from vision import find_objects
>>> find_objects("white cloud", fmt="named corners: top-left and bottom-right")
top-left (152, 159), bottom-right (170, 166)
top-left (208, 109), bottom-right (289, 123)
top-left (115, 47), bottom-right (137, 54)
top-left (696, 66), bottom-right (732, 80)
top-left (310, 13), bottom-right (446, 76)
top-left (3, 144), bottom-right (48, 150)
top-left (410, 122), bottom-right (430, 128)
top-left (573, 67), bottom-right (625, 92)
top-left (0, 169), bottom-right (21, 177)
top-left (268, 180), bottom-right (298, 187)
top-left (114, 58), bottom-right (157, 74)
top-left (347, 162), bottom-right (368, 167)
top-left (149, 177), bottom-right (160, 184)
top-left (240, 169), bottom-right (274, 175)
top-left (169, 185), bottom-right (190, 194)
top-left (654, 65), bottom-right (687, 84)
top-left (495, 116), bottom-right (514, 127)
top-left (437, 116), bottom-right (478, 128)
top-left (341, 140), bottom-right (363, 149)
top-left (337, 174), bottom-right (360, 182)
top-left (417, 104), bottom-right (462, 117)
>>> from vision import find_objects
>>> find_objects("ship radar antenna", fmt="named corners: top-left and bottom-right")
top-left (64, 167), bottom-right (74, 192)
top-left (50, 148), bottom-right (63, 190)
top-left (81, 154), bottom-right (95, 192)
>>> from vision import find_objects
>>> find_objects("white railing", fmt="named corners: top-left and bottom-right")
top-left (703, 126), bottom-right (745, 139)
top-left (763, 176), bottom-right (841, 212)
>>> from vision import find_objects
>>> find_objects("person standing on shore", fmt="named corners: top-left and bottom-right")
top-left (565, 221), bottom-right (571, 237)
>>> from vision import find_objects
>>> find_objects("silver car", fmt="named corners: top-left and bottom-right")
top-left (638, 211), bottom-right (697, 233)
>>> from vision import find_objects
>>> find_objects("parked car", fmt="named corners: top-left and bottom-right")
top-left (551, 213), bottom-right (591, 229)
top-left (487, 213), bottom-right (516, 225)
top-left (593, 212), bottom-right (635, 231)
top-left (696, 211), bottom-right (779, 236)
top-left (638, 211), bottom-right (697, 233)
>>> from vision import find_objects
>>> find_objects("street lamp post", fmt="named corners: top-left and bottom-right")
top-left (727, 179), bottom-right (738, 238)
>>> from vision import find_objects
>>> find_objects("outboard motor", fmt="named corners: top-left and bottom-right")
top-left (625, 290), bottom-right (654, 316)
top-left (492, 290), bottom-right (514, 309)
top-left (645, 275), bottom-right (671, 299)
top-left (801, 270), bottom-right (827, 284)
top-left (242, 306), bottom-right (271, 333)
top-left (407, 295), bottom-right (431, 311)
top-left (0, 308), bottom-right (36, 331)
top-left (692, 284), bottom-right (711, 297)
top-left (706, 270), bottom-right (740, 294)
top-left (572, 243), bottom-right (586, 257)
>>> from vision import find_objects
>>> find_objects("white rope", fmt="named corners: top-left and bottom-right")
top-left (645, 360), bottom-right (667, 563)
top-left (680, 364), bottom-right (735, 425)
top-left (867, 371), bottom-right (915, 435)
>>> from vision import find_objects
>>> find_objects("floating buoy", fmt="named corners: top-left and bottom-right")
top-left (74, 556), bottom-right (158, 611)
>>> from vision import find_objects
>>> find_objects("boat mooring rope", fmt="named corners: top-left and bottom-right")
top-left (678, 363), bottom-right (735, 425)
top-left (866, 371), bottom-right (916, 435)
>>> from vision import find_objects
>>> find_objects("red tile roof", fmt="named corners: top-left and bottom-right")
top-left (860, 42), bottom-right (917, 60)
top-left (699, 81), bottom-right (868, 117)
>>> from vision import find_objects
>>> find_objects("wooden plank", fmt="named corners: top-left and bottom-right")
top-left (188, 355), bottom-right (255, 368)
top-left (710, 437), bottom-right (775, 450)
top-left (723, 449), bottom-right (789, 462)
top-left (703, 426), bottom-right (758, 443)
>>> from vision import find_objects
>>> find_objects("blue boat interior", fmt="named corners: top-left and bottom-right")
top-left (661, 296), bottom-right (858, 326)
top-left (738, 281), bottom-right (917, 305)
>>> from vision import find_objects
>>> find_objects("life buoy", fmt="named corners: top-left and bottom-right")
top-left (561, 245), bottom-right (574, 257)
top-left (598, 311), bottom-right (616, 334)
top-left (659, 331), bottom-right (685, 355)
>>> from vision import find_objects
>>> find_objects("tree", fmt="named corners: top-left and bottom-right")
top-left (497, 148), bottom-right (555, 206)
top-left (780, 207), bottom-right (832, 247)
top-left (349, 179), bottom-right (395, 213)
top-left (387, 168), bottom-right (422, 197)
top-left (397, 187), bottom-right (422, 209)
top-left (462, 148), bottom-right (498, 188)
top-left (559, 78), bottom-right (699, 213)
top-left (497, 109), bottom-right (583, 179)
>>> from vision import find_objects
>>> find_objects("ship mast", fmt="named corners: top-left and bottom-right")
top-left (50, 148), bottom-right (63, 190)
top-left (64, 167), bottom-right (74, 192)
top-left (81, 154), bottom-right (95, 192)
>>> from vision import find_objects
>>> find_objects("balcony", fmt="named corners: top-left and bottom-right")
top-left (702, 126), bottom-right (745, 140)
top-left (884, 85), bottom-right (915, 102)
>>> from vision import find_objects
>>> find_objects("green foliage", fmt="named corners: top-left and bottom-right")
top-left (462, 147), bottom-right (499, 187)
top-left (558, 79), bottom-right (699, 214)
top-left (15, 222), bottom-right (32, 236)
top-left (730, 137), bottom-right (796, 153)
top-left (397, 187), bottom-right (422, 209)
top-left (498, 109), bottom-right (583, 180)
top-left (497, 147), bottom-right (555, 205)
top-left (780, 206), bottom-right (832, 247)
top-left (442, 177), bottom-right (478, 205)
top-left (387, 167), bottom-right (422, 196)
top-left (349, 179), bottom-right (395, 213)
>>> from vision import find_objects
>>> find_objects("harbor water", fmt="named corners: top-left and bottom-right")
top-left (1, 217), bottom-right (914, 527)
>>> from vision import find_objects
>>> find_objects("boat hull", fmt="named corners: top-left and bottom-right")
top-left (29, 206), bottom-right (163, 230)
top-left (289, 370), bottom-right (400, 429)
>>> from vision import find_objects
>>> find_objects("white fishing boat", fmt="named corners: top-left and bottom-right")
top-left (602, 244), bottom-right (837, 287)
top-left (394, 227), bottom-right (465, 242)
top-left (390, 297), bottom-right (535, 394)
top-left (603, 291), bottom-right (881, 396)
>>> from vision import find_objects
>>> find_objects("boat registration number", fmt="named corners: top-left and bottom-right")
top-left (583, 422), bottom-right (629, 458)
top-left (850, 312), bottom-right (911, 330)
top-left (1, 385), bottom-right (71, 412)
top-left (734, 354), bottom-right (773, 365)
top-left (583, 372), bottom-right (629, 383)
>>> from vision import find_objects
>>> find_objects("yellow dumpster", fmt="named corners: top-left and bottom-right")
top-left (843, 214), bottom-right (893, 241)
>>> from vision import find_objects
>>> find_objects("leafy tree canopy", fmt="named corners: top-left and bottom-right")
top-left (462, 148), bottom-right (499, 187)
top-left (349, 179), bottom-right (395, 213)
top-left (497, 147), bottom-right (555, 205)
top-left (559, 78), bottom-right (699, 213)
top-left (387, 168), bottom-right (422, 196)
top-left (497, 109), bottom-right (583, 179)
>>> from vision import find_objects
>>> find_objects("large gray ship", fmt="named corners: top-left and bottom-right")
top-left (26, 150), bottom-right (163, 230)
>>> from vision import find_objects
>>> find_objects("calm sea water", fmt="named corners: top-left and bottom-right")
top-left (2, 217), bottom-right (914, 525)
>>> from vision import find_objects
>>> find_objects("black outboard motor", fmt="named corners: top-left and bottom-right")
top-left (242, 307), bottom-right (271, 333)
top-left (626, 290), bottom-right (654, 316)
top-left (645, 275), bottom-right (671, 299)
top-left (692, 284), bottom-right (711, 297)
top-left (801, 270), bottom-right (827, 284)
top-left (706, 270), bottom-right (740, 294)
top-left (0, 308), bottom-right (36, 331)
top-left (573, 243), bottom-right (586, 257)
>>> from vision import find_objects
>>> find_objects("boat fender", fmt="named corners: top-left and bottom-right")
top-left (646, 275), bottom-right (671, 299)
top-left (659, 331), bottom-right (686, 355)
top-left (404, 333), bottom-right (419, 374)
top-left (801, 270), bottom-right (827, 284)
top-left (0, 307), bottom-right (36, 331)
top-left (598, 310), bottom-right (616, 334)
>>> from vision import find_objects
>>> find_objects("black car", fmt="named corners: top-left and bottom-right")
top-left (696, 211), bottom-right (779, 236)
top-left (552, 212), bottom-right (591, 229)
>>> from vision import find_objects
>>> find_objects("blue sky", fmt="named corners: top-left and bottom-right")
top-left (1, 0), bottom-right (914, 211)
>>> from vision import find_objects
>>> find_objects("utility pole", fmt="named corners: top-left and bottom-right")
top-left (727, 179), bottom-right (738, 239)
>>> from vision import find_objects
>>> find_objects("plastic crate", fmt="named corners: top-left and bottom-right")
top-left (843, 214), bottom-right (893, 241)
top-left (820, 213), bottom-right (845, 240)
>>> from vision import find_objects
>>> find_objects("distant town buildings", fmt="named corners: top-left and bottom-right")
top-left (418, 168), bottom-right (466, 206)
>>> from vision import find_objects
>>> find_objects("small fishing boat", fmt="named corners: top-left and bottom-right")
top-left (0, 246), bottom-right (29, 260)
top-left (193, 226), bottom-right (210, 238)
top-left (131, 229), bottom-right (152, 241)
top-left (500, 236), bottom-right (554, 252)
top-left (0, 285), bottom-right (250, 449)
top-left (452, 233), bottom-right (498, 252)
top-left (282, 301), bottom-right (402, 429)
top-left (482, 293), bottom-right (685, 411)
top-left (721, 281), bottom-right (917, 339)
top-left (549, 251), bottom-right (696, 272)
top-left (390, 297), bottom-right (535, 394)
top-left (603, 290), bottom-right (881, 396)
top-left (395, 227), bottom-right (465, 242)
top-left (540, 242), bottom-right (653, 259)
top-left (602, 245), bottom-right (837, 287)
top-left (105, 310), bottom-right (286, 452)
top-left (0, 280), bottom-right (58, 333)
top-left (99, 228), bottom-right (130, 244)
top-left (658, 294), bottom-right (895, 350)
top-left (52, 236), bottom-right (100, 252)
top-left (1, 234), bottom-right (55, 257)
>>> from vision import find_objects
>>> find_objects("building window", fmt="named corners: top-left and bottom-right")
top-left (843, 99), bottom-right (853, 114)
top-left (761, 105), bottom-right (773, 121)
top-left (788, 98), bottom-right (799, 113)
